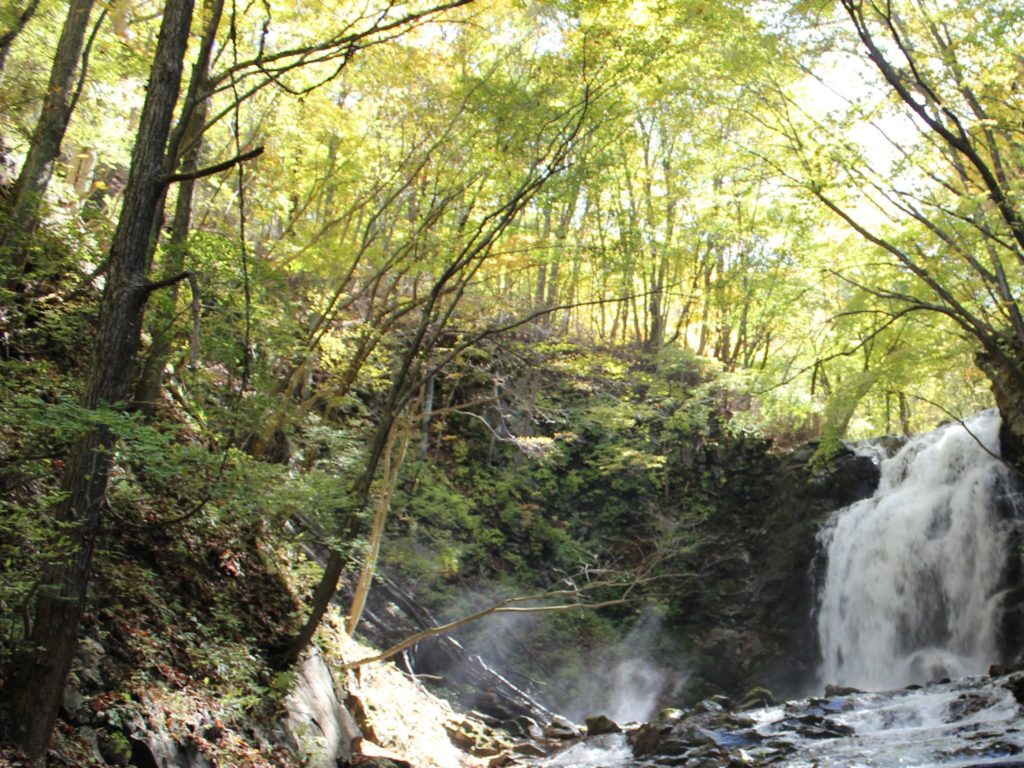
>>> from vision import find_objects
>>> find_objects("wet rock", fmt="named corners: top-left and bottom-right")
top-left (703, 725), bottom-right (763, 750)
top-left (738, 686), bottom-right (774, 710)
top-left (823, 684), bottom-right (860, 697)
top-left (1003, 673), bottom-right (1024, 704)
top-left (695, 698), bottom-right (725, 714)
top-left (948, 693), bottom-right (992, 720)
top-left (631, 722), bottom-right (670, 756)
top-left (658, 707), bottom-right (687, 722)
top-left (656, 724), bottom-right (717, 755)
top-left (949, 741), bottom-right (1022, 760)
top-left (97, 730), bottom-right (132, 766)
top-left (801, 696), bottom-right (850, 716)
top-left (512, 742), bottom-right (547, 757)
top-left (504, 715), bottom-right (543, 740)
top-left (585, 715), bottom-right (621, 735)
top-left (775, 713), bottom-right (854, 739)
top-left (543, 715), bottom-right (580, 739)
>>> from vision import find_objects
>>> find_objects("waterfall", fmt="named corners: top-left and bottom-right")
top-left (817, 410), bottom-right (1019, 691)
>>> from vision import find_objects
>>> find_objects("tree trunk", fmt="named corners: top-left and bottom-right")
top-left (977, 351), bottom-right (1024, 468)
top-left (133, 116), bottom-right (205, 416)
top-left (347, 417), bottom-right (411, 635)
top-left (4, 1), bottom-right (195, 759)
top-left (134, 0), bottom-right (223, 416)
top-left (2, 0), bottom-right (95, 266)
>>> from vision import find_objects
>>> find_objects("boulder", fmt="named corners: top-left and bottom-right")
top-left (351, 737), bottom-right (413, 766)
top-left (97, 730), bottom-right (132, 767)
top-left (1003, 673), bottom-right (1024, 705)
top-left (823, 684), bottom-right (860, 698)
top-left (75, 636), bottom-right (108, 689)
top-left (282, 652), bottom-right (362, 768)
top-left (630, 722), bottom-right (669, 756)
top-left (512, 742), bottom-right (547, 757)
top-left (445, 715), bottom-right (510, 757)
top-left (504, 715), bottom-right (544, 740)
top-left (62, 681), bottom-right (89, 723)
top-left (543, 715), bottom-right (580, 739)
top-left (585, 715), bottom-right (621, 736)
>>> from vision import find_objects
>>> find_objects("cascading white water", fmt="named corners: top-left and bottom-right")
top-left (817, 410), bottom-right (1019, 691)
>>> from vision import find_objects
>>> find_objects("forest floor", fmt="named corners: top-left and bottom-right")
top-left (0, 495), bottom-right (495, 767)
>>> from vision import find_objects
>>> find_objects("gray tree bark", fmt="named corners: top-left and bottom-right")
top-left (135, 0), bottom-right (224, 417)
top-left (3, 1), bottom-right (196, 760)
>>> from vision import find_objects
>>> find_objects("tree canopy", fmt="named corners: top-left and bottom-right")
top-left (2, 0), bottom-right (1022, 757)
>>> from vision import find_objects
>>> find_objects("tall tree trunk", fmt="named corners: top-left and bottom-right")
top-left (132, 105), bottom-right (206, 416)
top-left (4, 1), bottom-right (195, 759)
top-left (1, 0), bottom-right (95, 267)
top-left (0, 0), bottom-right (41, 75)
top-left (135, 0), bottom-right (224, 417)
top-left (347, 417), bottom-right (411, 635)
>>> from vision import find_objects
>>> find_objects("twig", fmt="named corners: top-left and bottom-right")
top-left (905, 393), bottom-right (1021, 476)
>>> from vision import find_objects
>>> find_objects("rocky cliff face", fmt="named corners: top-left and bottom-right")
top-left (666, 438), bottom-right (879, 702)
top-left (362, 428), bottom-right (883, 712)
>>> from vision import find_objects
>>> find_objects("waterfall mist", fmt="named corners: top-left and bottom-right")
top-left (817, 411), bottom-right (1020, 691)
top-left (560, 611), bottom-right (683, 724)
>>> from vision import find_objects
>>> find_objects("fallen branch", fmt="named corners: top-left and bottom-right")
top-left (341, 556), bottom-right (666, 670)
top-left (341, 591), bottom-right (633, 670)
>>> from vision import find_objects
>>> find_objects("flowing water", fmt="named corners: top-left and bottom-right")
top-left (817, 410), bottom-right (1018, 690)
top-left (539, 675), bottom-right (1024, 767)
top-left (535, 412), bottom-right (1024, 768)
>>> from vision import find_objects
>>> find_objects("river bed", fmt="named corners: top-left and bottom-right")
top-left (538, 674), bottom-right (1024, 768)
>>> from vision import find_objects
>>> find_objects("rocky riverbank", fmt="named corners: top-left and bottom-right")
top-left (535, 668), bottom-right (1024, 767)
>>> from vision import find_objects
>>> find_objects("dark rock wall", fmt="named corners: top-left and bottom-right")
top-left (668, 439), bottom-right (879, 702)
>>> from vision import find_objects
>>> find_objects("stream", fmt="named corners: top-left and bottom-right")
top-left (539, 674), bottom-right (1024, 767)
top-left (536, 412), bottom-right (1024, 767)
